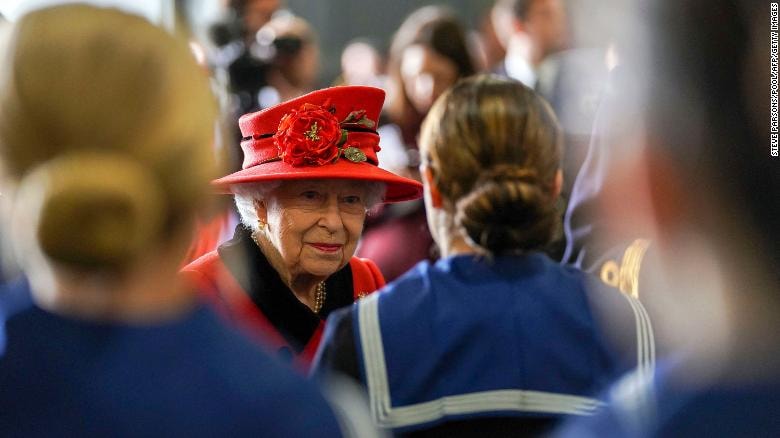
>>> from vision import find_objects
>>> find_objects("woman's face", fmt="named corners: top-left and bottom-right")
top-left (401, 44), bottom-right (460, 115)
top-left (256, 179), bottom-right (369, 279)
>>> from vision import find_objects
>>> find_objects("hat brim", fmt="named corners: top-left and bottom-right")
top-left (212, 159), bottom-right (423, 203)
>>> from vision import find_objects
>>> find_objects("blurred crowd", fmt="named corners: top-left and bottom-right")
top-left (0, 0), bottom-right (776, 437)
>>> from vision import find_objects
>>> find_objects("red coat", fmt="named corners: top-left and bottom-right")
top-left (182, 250), bottom-right (385, 372)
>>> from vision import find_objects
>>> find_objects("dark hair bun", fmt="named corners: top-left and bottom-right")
top-left (16, 152), bottom-right (165, 269)
top-left (455, 166), bottom-right (558, 255)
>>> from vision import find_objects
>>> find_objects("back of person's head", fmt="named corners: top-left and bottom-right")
top-left (643, 1), bottom-right (776, 267)
top-left (578, 0), bottom-right (779, 372)
top-left (419, 74), bottom-right (563, 256)
top-left (0, 5), bottom-right (217, 271)
top-left (609, 0), bottom-right (780, 294)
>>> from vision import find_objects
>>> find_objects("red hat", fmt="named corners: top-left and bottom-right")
top-left (213, 86), bottom-right (423, 203)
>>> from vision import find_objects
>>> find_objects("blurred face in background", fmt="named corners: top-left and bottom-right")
top-left (341, 41), bottom-right (382, 86)
top-left (401, 44), bottom-right (459, 115)
top-left (521, 0), bottom-right (568, 57)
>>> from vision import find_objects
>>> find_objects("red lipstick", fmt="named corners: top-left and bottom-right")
top-left (309, 243), bottom-right (342, 253)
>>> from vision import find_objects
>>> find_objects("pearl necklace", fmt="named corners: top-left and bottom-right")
top-left (314, 281), bottom-right (327, 314)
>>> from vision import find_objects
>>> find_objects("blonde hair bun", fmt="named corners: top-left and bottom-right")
top-left (455, 167), bottom-right (557, 255)
top-left (0, 5), bottom-right (219, 271)
top-left (16, 152), bottom-right (165, 268)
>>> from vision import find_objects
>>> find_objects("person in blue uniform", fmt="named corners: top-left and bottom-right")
top-left (0, 278), bottom-right (346, 437)
top-left (0, 5), bottom-right (356, 436)
top-left (312, 74), bottom-right (654, 436)
top-left (559, 64), bottom-right (654, 299)
top-left (556, 0), bottom-right (780, 436)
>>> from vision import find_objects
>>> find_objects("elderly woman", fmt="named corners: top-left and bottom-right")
top-left (0, 5), bottom-right (352, 435)
top-left (182, 86), bottom-right (422, 367)
top-left (313, 75), bottom-right (653, 436)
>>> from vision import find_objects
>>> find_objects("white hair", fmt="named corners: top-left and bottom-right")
top-left (232, 182), bottom-right (281, 232)
top-left (363, 182), bottom-right (387, 209)
top-left (232, 180), bottom-right (387, 232)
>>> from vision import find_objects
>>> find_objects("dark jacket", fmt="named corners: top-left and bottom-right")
top-left (182, 226), bottom-right (384, 371)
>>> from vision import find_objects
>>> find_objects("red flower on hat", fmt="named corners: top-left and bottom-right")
top-left (274, 103), bottom-right (342, 166)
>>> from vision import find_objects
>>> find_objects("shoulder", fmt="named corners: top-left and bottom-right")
top-left (525, 253), bottom-right (604, 286)
top-left (551, 258), bottom-right (650, 340)
top-left (349, 256), bottom-right (386, 293)
top-left (555, 359), bottom-right (661, 438)
top-left (0, 279), bottom-right (48, 343)
top-left (0, 278), bottom-right (36, 358)
top-left (579, 269), bottom-right (655, 375)
top-left (530, 256), bottom-right (655, 375)
top-left (179, 250), bottom-right (227, 294)
top-left (181, 249), bottom-right (222, 276)
top-left (0, 297), bottom-right (342, 436)
top-left (156, 309), bottom-right (345, 435)
top-left (321, 303), bottom-right (357, 354)
top-left (233, 353), bottom-right (343, 435)
top-left (349, 257), bottom-right (433, 300)
top-left (555, 358), bottom-right (780, 438)
top-left (318, 306), bottom-right (354, 352)
top-left (382, 259), bottom-right (433, 294)
top-left (0, 278), bottom-right (34, 322)
top-left (349, 256), bottom-right (378, 271)
top-left (311, 306), bottom-right (360, 380)
top-left (312, 260), bottom-right (432, 383)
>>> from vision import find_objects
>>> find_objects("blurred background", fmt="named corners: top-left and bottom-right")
top-left (0, 0), bottom-right (616, 86)
top-left (0, 0), bottom-right (493, 83)
top-left (0, 0), bottom-right (623, 282)
top-left (245, 0), bottom-right (495, 83)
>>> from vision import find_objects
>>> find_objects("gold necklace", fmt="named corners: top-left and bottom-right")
top-left (314, 281), bottom-right (327, 314)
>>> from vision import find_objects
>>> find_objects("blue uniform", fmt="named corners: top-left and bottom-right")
top-left (314, 253), bottom-right (654, 435)
top-left (0, 278), bottom-right (344, 437)
top-left (561, 67), bottom-right (653, 298)
top-left (556, 359), bottom-right (780, 437)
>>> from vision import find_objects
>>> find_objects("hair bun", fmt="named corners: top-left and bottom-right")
top-left (15, 152), bottom-right (165, 269)
top-left (455, 170), bottom-right (558, 255)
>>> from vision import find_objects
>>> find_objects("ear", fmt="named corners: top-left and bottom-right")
top-left (422, 165), bottom-right (443, 208)
top-left (644, 148), bottom-right (686, 234)
top-left (512, 16), bottom-right (526, 33)
top-left (551, 169), bottom-right (563, 201)
top-left (253, 198), bottom-right (268, 225)
top-left (598, 146), bottom-right (664, 241)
